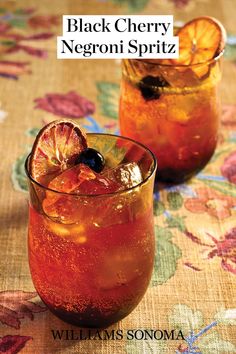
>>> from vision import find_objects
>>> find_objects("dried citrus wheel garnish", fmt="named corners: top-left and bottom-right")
top-left (30, 119), bottom-right (87, 185)
top-left (173, 16), bottom-right (226, 77)
top-left (175, 16), bottom-right (226, 65)
top-left (171, 16), bottom-right (226, 79)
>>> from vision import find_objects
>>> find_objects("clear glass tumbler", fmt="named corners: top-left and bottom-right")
top-left (26, 133), bottom-right (156, 328)
top-left (119, 50), bottom-right (223, 183)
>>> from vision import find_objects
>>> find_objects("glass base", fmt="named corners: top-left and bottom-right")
top-left (155, 152), bottom-right (215, 184)
top-left (41, 296), bottom-right (135, 328)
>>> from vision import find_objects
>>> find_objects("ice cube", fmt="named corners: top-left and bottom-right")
top-left (44, 218), bottom-right (87, 243)
top-left (42, 193), bottom-right (82, 224)
top-left (102, 162), bottom-right (143, 190)
top-left (42, 164), bottom-right (95, 223)
top-left (95, 247), bottom-right (142, 290)
top-left (76, 173), bottom-right (120, 195)
top-left (42, 163), bottom-right (121, 223)
top-left (158, 66), bottom-right (201, 88)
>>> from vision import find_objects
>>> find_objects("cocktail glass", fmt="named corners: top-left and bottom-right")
top-left (25, 133), bottom-right (156, 328)
top-left (119, 41), bottom-right (224, 183)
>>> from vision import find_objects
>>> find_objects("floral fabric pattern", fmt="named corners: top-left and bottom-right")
top-left (34, 91), bottom-right (96, 119)
top-left (1, 1), bottom-right (236, 353)
top-left (184, 187), bottom-right (236, 220)
top-left (221, 151), bottom-right (236, 184)
top-left (0, 7), bottom-right (59, 78)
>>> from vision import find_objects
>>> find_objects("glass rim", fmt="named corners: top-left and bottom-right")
top-left (126, 48), bottom-right (224, 68)
top-left (25, 132), bottom-right (157, 198)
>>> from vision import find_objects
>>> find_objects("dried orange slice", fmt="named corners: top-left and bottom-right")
top-left (175, 17), bottom-right (226, 65)
top-left (30, 119), bottom-right (87, 185)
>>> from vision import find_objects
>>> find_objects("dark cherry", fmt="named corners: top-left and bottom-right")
top-left (138, 75), bottom-right (169, 101)
top-left (76, 148), bottom-right (105, 173)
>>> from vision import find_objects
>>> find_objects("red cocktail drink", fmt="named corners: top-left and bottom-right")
top-left (26, 126), bottom-right (156, 328)
top-left (119, 17), bottom-right (225, 182)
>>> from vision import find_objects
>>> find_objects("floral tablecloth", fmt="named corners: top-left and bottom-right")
top-left (0, 0), bottom-right (236, 353)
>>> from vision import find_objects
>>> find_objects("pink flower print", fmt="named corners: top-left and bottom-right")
top-left (34, 91), bottom-right (96, 118)
top-left (221, 151), bottom-right (236, 185)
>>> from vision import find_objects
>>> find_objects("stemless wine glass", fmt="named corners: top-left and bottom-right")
top-left (119, 42), bottom-right (224, 183)
top-left (25, 133), bottom-right (156, 328)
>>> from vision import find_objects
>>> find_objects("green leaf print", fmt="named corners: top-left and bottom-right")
top-left (9, 18), bottom-right (26, 28)
top-left (111, 0), bottom-right (150, 11)
top-left (167, 192), bottom-right (183, 210)
top-left (225, 42), bottom-right (236, 62)
top-left (25, 127), bottom-right (40, 137)
top-left (0, 40), bottom-right (16, 46)
top-left (165, 215), bottom-right (186, 233)
top-left (11, 151), bottom-right (29, 192)
top-left (153, 200), bottom-right (165, 216)
top-left (96, 81), bottom-right (119, 120)
top-left (151, 226), bottom-right (182, 286)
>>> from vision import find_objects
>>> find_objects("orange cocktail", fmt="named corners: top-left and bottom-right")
top-left (26, 120), bottom-right (156, 327)
top-left (119, 17), bottom-right (226, 182)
